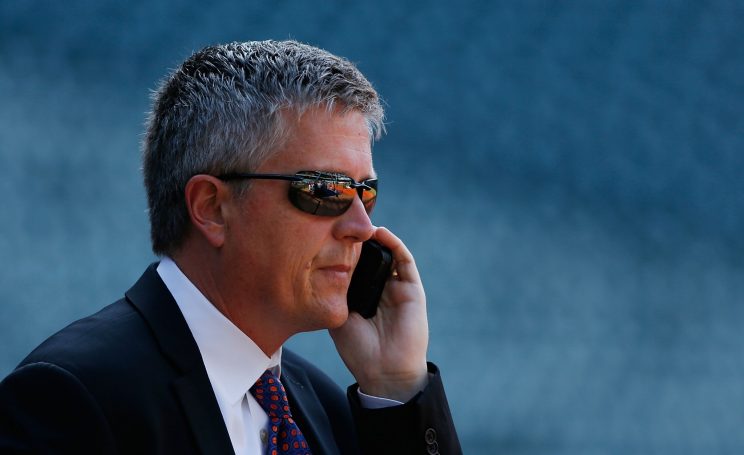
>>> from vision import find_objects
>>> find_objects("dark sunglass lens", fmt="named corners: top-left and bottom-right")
top-left (289, 179), bottom-right (354, 216)
top-left (362, 197), bottom-right (376, 214)
top-left (359, 180), bottom-right (377, 214)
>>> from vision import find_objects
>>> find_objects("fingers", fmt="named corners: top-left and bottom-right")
top-left (371, 227), bottom-right (422, 285)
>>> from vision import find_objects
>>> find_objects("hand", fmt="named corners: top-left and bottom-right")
top-left (329, 227), bottom-right (429, 402)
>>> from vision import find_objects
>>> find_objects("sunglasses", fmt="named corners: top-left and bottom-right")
top-left (217, 170), bottom-right (378, 216)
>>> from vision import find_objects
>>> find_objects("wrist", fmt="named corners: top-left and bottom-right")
top-left (357, 365), bottom-right (429, 402)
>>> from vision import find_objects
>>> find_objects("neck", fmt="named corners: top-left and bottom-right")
top-left (170, 246), bottom-right (292, 357)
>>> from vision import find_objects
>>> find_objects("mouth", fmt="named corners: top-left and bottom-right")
top-left (316, 264), bottom-right (353, 286)
top-left (319, 264), bottom-right (352, 273)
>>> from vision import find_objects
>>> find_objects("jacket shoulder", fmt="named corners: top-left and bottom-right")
top-left (0, 361), bottom-right (117, 452)
top-left (19, 298), bottom-right (155, 378)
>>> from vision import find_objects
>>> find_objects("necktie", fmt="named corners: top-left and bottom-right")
top-left (250, 370), bottom-right (312, 455)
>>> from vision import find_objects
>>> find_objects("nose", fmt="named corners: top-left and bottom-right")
top-left (333, 194), bottom-right (374, 243)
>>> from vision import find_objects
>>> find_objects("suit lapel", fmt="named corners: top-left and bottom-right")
top-left (172, 373), bottom-right (235, 454)
top-left (126, 264), bottom-right (234, 455)
top-left (282, 362), bottom-right (341, 455)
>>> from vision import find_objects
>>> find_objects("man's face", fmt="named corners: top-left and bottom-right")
top-left (221, 107), bottom-right (375, 336)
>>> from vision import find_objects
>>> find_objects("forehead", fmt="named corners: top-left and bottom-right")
top-left (259, 107), bottom-right (375, 179)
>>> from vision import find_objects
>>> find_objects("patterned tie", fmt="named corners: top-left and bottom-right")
top-left (250, 370), bottom-right (312, 455)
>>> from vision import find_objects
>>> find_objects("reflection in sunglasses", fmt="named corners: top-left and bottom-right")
top-left (217, 170), bottom-right (377, 216)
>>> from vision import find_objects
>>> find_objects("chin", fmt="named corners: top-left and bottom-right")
top-left (295, 295), bottom-right (350, 332)
top-left (324, 302), bottom-right (350, 329)
top-left (314, 295), bottom-right (350, 330)
top-left (306, 282), bottom-right (350, 328)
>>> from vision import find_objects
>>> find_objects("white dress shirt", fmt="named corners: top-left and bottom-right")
top-left (157, 258), bottom-right (277, 454)
top-left (157, 257), bottom-right (402, 454)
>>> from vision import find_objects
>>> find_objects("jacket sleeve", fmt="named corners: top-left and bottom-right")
top-left (0, 362), bottom-right (117, 454)
top-left (347, 362), bottom-right (462, 455)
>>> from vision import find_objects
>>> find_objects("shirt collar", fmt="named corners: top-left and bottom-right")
top-left (156, 257), bottom-right (281, 406)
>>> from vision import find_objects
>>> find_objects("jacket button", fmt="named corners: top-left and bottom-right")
top-left (425, 427), bottom-right (437, 444)
top-left (427, 441), bottom-right (439, 454)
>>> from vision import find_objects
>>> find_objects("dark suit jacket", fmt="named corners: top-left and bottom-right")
top-left (0, 264), bottom-right (461, 454)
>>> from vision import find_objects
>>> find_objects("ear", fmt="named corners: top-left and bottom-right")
top-left (184, 174), bottom-right (231, 248)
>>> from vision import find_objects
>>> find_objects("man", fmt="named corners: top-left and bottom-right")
top-left (0, 41), bottom-right (461, 454)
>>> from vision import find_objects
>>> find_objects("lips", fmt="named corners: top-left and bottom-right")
top-left (318, 264), bottom-right (352, 273)
top-left (316, 264), bottom-right (353, 287)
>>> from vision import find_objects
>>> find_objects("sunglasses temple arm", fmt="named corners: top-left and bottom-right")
top-left (218, 173), bottom-right (302, 182)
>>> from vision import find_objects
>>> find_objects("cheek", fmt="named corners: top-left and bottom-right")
top-left (281, 241), bottom-right (318, 283)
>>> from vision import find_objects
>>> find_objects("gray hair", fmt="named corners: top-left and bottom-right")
top-left (142, 40), bottom-right (385, 256)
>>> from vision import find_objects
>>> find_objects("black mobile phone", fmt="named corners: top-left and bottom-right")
top-left (347, 240), bottom-right (393, 318)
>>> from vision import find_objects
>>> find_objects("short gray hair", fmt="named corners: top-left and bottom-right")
top-left (142, 40), bottom-right (385, 256)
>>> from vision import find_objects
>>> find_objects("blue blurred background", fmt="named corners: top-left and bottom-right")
top-left (1, 1), bottom-right (743, 453)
